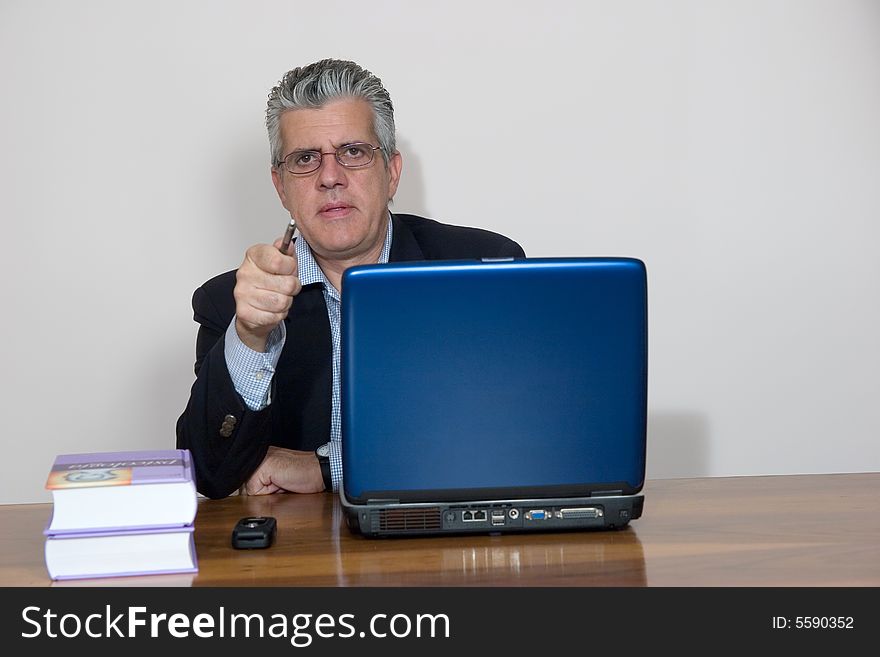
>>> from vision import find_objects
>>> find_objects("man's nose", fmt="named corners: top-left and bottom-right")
top-left (316, 154), bottom-right (347, 188)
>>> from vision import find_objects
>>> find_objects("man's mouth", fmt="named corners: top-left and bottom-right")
top-left (318, 202), bottom-right (353, 217)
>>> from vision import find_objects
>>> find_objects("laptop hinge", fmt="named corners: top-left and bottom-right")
top-left (367, 498), bottom-right (400, 504)
top-left (591, 490), bottom-right (623, 497)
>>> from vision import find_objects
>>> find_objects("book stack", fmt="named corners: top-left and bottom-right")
top-left (44, 448), bottom-right (198, 581)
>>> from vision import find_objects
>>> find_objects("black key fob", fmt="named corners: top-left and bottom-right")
top-left (231, 516), bottom-right (277, 549)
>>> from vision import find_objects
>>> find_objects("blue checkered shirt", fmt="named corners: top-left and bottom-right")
top-left (224, 218), bottom-right (393, 492)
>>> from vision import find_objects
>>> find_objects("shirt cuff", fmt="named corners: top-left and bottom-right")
top-left (224, 319), bottom-right (286, 411)
top-left (329, 440), bottom-right (342, 493)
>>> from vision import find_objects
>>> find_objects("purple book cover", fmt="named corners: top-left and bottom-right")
top-left (46, 448), bottom-right (193, 490)
top-left (47, 524), bottom-right (196, 540)
top-left (44, 517), bottom-right (196, 536)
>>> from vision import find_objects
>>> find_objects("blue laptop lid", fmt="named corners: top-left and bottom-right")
top-left (341, 257), bottom-right (647, 504)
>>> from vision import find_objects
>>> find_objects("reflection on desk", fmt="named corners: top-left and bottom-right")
top-left (444, 532), bottom-right (646, 585)
top-left (331, 529), bottom-right (646, 587)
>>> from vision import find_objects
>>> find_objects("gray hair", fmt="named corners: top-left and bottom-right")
top-left (266, 59), bottom-right (396, 167)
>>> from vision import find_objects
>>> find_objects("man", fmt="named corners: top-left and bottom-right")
top-left (177, 59), bottom-right (524, 499)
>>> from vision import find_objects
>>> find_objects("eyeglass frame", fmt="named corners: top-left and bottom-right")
top-left (275, 142), bottom-right (382, 175)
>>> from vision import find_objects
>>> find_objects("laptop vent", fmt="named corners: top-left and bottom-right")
top-left (373, 508), bottom-right (442, 533)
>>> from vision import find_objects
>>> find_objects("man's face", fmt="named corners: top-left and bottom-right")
top-left (271, 98), bottom-right (402, 263)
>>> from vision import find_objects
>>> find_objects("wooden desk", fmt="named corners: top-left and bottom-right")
top-left (2, 473), bottom-right (878, 586)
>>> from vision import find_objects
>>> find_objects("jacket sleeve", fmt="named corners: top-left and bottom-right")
top-left (175, 280), bottom-right (273, 499)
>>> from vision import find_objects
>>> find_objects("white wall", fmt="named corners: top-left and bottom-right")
top-left (1, 0), bottom-right (878, 503)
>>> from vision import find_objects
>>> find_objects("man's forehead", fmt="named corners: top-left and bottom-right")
top-left (279, 98), bottom-right (376, 149)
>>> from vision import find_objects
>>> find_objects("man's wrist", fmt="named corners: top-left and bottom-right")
top-left (235, 318), bottom-right (272, 352)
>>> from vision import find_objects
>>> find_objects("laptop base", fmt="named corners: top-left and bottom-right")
top-left (340, 490), bottom-right (644, 538)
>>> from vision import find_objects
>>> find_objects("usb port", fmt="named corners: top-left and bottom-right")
top-left (491, 511), bottom-right (505, 526)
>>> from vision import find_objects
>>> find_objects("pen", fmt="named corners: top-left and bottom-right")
top-left (280, 218), bottom-right (297, 254)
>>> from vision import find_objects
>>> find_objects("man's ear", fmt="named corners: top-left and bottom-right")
top-left (386, 150), bottom-right (403, 201)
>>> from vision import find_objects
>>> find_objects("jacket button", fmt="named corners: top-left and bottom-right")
top-left (219, 414), bottom-right (237, 437)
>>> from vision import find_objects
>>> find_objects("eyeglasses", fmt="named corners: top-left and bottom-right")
top-left (277, 142), bottom-right (381, 175)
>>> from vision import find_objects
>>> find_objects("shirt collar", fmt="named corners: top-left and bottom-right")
top-left (296, 213), bottom-right (394, 289)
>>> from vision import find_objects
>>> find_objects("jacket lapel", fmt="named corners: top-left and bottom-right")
top-left (275, 283), bottom-right (332, 450)
top-left (389, 213), bottom-right (425, 262)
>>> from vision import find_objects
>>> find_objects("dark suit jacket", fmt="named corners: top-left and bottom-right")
top-left (176, 213), bottom-right (525, 498)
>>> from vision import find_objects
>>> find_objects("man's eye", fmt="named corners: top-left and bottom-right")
top-left (294, 152), bottom-right (317, 166)
top-left (343, 145), bottom-right (367, 159)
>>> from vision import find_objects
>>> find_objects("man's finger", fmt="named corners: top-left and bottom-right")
top-left (247, 244), bottom-right (297, 276)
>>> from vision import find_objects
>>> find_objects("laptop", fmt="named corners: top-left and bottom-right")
top-left (338, 257), bottom-right (647, 537)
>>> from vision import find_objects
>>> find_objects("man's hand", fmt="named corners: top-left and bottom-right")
top-left (241, 446), bottom-right (326, 495)
top-left (233, 238), bottom-right (302, 352)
